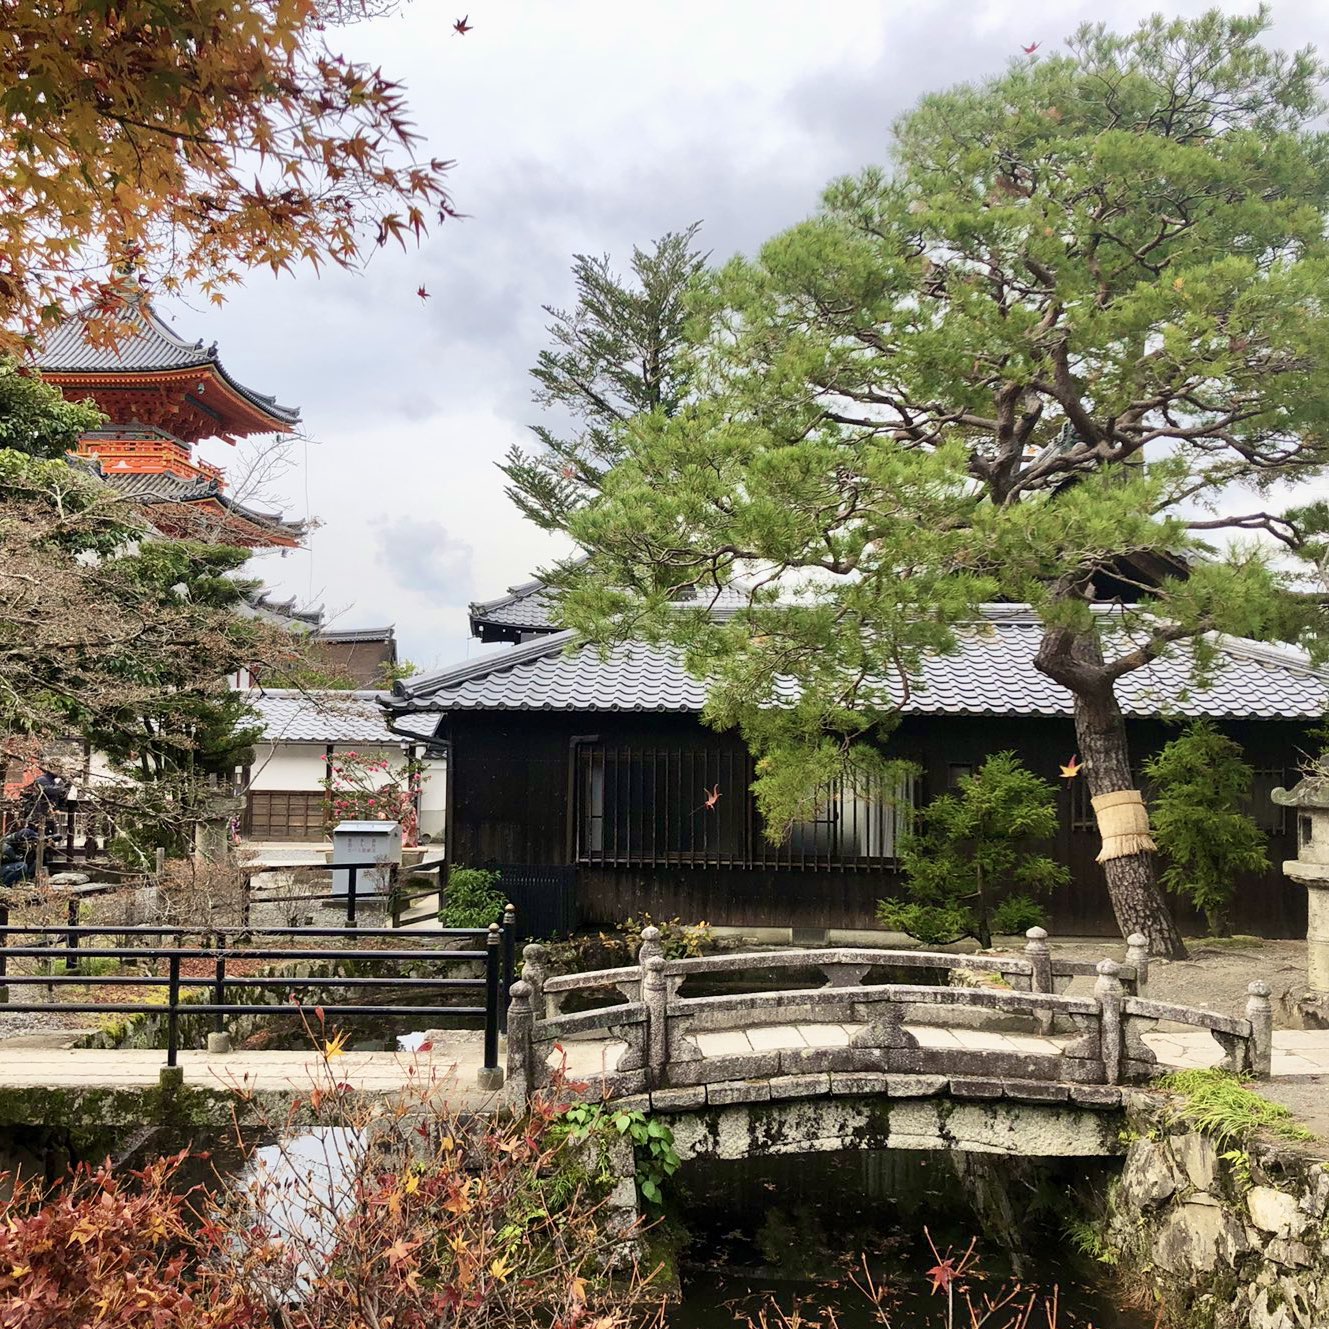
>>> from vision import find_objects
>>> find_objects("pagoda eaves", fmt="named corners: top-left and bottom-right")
top-left (34, 298), bottom-right (305, 550)
top-left (34, 299), bottom-right (300, 443)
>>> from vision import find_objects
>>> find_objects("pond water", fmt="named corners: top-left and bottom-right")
top-left (666, 1149), bottom-right (1148, 1329)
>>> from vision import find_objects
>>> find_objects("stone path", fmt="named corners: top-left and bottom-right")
top-left (7, 1022), bottom-right (1329, 1105)
top-left (594, 1021), bottom-right (1329, 1080)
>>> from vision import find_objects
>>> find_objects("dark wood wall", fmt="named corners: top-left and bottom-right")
top-left (443, 709), bottom-right (1310, 939)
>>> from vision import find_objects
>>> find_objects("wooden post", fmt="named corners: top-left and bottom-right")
top-left (1246, 980), bottom-right (1273, 1079)
top-left (1095, 959), bottom-right (1124, 1086)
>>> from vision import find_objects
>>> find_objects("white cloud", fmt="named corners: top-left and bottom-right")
top-left (182, 0), bottom-right (1328, 667)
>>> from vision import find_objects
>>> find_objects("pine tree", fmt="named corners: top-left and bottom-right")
top-left (1144, 721), bottom-right (1269, 937)
top-left (500, 224), bottom-right (708, 532)
top-left (555, 11), bottom-right (1329, 957)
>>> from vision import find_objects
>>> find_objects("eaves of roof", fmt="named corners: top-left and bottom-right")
top-left (385, 607), bottom-right (1329, 724)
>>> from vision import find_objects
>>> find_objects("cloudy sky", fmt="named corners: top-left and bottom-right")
top-left (186, 0), bottom-right (1326, 672)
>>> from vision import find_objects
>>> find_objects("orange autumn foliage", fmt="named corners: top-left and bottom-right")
top-left (0, 1151), bottom-right (258, 1329)
top-left (0, 0), bottom-right (454, 350)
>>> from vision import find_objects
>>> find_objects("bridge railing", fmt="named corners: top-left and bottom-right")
top-left (533, 925), bottom-right (1148, 1019)
top-left (0, 920), bottom-right (514, 1086)
top-left (506, 927), bottom-right (1271, 1106)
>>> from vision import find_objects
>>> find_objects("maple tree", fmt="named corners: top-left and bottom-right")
top-left (553, 10), bottom-right (1329, 957)
top-left (0, 0), bottom-right (454, 349)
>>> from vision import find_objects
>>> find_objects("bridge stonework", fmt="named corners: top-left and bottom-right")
top-left (506, 928), bottom-right (1273, 1138)
top-left (660, 1092), bottom-right (1124, 1163)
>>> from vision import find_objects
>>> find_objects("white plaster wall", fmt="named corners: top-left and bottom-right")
top-left (248, 744), bottom-right (329, 793)
top-left (418, 756), bottom-right (447, 843)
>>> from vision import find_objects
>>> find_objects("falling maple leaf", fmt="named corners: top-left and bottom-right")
top-left (1059, 754), bottom-right (1082, 779)
top-left (453, 14), bottom-right (472, 34)
top-left (926, 1256), bottom-right (959, 1294)
top-left (1022, 41), bottom-right (1040, 53)
top-left (417, 284), bottom-right (431, 301)
top-left (322, 1029), bottom-right (350, 1060)
top-left (693, 784), bottom-right (721, 813)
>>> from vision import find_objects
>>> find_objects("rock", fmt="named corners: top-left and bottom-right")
top-left (48, 871), bottom-right (90, 886)
top-left (1152, 1200), bottom-right (1248, 1274)
top-left (1119, 1137), bottom-right (1182, 1212)
top-left (1268, 1238), bottom-right (1313, 1268)
top-left (1249, 1291), bottom-right (1296, 1329)
top-left (1173, 1131), bottom-right (1220, 1192)
top-left (1300, 1167), bottom-right (1329, 1219)
top-left (1249, 1187), bottom-right (1309, 1239)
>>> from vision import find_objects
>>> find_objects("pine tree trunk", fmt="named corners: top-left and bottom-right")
top-left (1072, 688), bottom-right (1188, 960)
top-left (1036, 623), bottom-right (1189, 960)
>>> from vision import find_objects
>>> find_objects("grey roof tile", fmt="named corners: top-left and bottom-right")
top-left (390, 606), bottom-right (1329, 721)
top-left (34, 298), bottom-right (299, 425)
top-left (250, 690), bottom-right (436, 743)
top-left (469, 571), bottom-right (755, 634)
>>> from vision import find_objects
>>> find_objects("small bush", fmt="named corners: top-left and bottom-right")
top-left (440, 866), bottom-right (504, 928)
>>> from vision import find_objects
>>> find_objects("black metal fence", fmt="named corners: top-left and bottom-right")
top-left (0, 919), bottom-right (516, 1079)
top-left (240, 856), bottom-right (449, 928)
top-left (481, 863), bottom-right (577, 940)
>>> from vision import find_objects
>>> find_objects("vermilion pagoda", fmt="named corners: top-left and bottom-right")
top-left (34, 297), bottom-right (304, 548)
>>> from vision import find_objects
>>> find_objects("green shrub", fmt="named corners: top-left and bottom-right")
top-left (1144, 721), bottom-right (1269, 937)
top-left (1160, 1068), bottom-right (1313, 1144)
top-left (877, 751), bottom-right (1069, 948)
top-left (440, 867), bottom-right (504, 929)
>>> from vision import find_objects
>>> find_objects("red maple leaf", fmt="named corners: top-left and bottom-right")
top-left (1022, 41), bottom-right (1040, 53)
top-left (453, 15), bottom-right (473, 34)
top-left (926, 1257), bottom-right (958, 1294)
top-left (417, 285), bottom-right (431, 301)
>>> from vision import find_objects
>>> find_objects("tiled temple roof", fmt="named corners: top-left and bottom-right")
top-left (389, 606), bottom-right (1328, 722)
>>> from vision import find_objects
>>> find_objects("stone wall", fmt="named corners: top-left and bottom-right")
top-left (1103, 1098), bottom-right (1329, 1329)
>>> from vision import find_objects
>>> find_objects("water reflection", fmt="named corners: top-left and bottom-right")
top-left (235, 1127), bottom-right (364, 1300)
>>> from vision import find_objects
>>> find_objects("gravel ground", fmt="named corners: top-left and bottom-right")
top-left (1046, 936), bottom-right (1311, 1025)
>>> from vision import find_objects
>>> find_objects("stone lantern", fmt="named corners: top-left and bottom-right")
top-left (1272, 775), bottom-right (1329, 993)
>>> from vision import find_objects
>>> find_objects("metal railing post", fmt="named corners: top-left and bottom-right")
top-left (500, 902), bottom-right (516, 1034)
top-left (65, 896), bottom-right (79, 974)
top-left (0, 899), bottom-right (8, 1003)
top-left (347, 866), bottom-right (358, 929)
top-left (213, 932), bottom-right (225, 1036)
top-left (167, 953), bottom-right (181, 1069)
top-left (478, 924), bottom-right (503, 1089)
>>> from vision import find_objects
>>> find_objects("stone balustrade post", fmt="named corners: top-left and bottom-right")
top-left (1124, 933), bottom-right (1150, 995)
top-left (505, 980), bottom-right (535, 1111)
top-left (1246, 980), bottom-right (1273, 1079)
top-left (643, 955), bottom-right (669, 1088)
top-left (1095, 959), bottom-right (1125, 1086)
top-left (1024, 926), bottom-right (1054, 1034)
top-left (520, 942), bottom-right (548, 1021)
top-left (638, 924), bottom-right (664, 972)
top-left (1024, 927), bottom-right (1053, 995)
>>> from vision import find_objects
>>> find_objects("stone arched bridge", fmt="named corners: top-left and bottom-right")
top-left (506, 927), bottom-right (1274, 1160)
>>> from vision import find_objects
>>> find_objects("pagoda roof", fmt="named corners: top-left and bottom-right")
top-left (34, 298), bottom-right (300, 432)
top-left (87, 464), bottom-right (305, 548)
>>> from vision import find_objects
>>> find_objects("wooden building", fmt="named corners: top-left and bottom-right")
top-left (34, 295), bottom-right (304, 548)
top-left (384, 583), bottom-right (1326, 939)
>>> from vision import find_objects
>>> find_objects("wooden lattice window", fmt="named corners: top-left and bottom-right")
top-left (575, 741), bottom-right (913, 869)
top-left (246, 791), bottom-right (327, 841)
